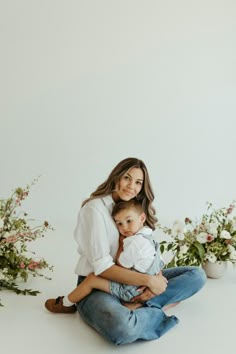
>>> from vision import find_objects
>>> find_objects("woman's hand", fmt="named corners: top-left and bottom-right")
top-left (148, 272), bottom-right (168, 295)
top-left (119, 235), bottom-right (125, 244)
top-left (130, 287), bottom-right (155, 303)
top-left (131, 272), bottom-right (168, 303)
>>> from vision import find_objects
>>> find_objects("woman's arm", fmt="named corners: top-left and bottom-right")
top-left (108, 234), bottom-right (167, 296)
top-left (115, 235), bottom-right (125, 266)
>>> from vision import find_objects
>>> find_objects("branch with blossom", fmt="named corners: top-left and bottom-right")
top-left (159, 201), bottom-right (236, 267)
top-left (0, 178), bottom-right (53, 306)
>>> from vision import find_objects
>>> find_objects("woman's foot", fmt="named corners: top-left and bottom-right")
top-left (45, 296), bottom-right (77, 313)
top-left (162, 302), bottom-right (181, 311)
top-left (121, 301), bottom-right (143, 310)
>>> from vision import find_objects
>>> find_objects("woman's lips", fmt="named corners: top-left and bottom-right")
top-left (123, 190), bottom-right (134, 196)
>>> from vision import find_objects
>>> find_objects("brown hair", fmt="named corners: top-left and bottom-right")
top-left (82, 157), bottom-right (157, 230)
top-left (112, 199), bottom-right (144, 218)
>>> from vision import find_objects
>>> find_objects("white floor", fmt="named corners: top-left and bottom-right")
top-left (1, 223), bottom-right (236, 354)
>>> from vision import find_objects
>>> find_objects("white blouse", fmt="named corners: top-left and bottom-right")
top-left (74, 195), bottom-right (119, 276)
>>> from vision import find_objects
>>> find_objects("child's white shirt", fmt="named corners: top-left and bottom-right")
top-left (118, 227), bottom-right (157, 273)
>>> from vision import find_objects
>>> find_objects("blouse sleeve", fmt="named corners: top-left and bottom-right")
top-left (74, 203), bottom-right (115, 275)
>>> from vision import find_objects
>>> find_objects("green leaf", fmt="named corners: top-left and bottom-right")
top-left (193, 241), bottom-right (205, 261)
top-left (167, 243), bottom-right (174, 251)
top-left (160, 244), bottom-right (165, 254)
top-left (169, 258), bottom-right (176, 267)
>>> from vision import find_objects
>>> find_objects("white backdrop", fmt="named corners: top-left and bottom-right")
top-left (1, 0), bottom-right (236, 231)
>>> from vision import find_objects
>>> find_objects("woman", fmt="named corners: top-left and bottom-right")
top-left (53, 157), bottom-right (206, 344)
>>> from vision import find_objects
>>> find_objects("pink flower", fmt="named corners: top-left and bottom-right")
top-left (227, 205), bottom-right (235, 214)
top-left (207, 234), bottom-right (214, 242)
top-left (5, 236), bottom-right (18, 243)
top-left (184, 217), bottom-right (192, 224)
top-left (20, 262), bottom-right (25, 269)
top-left (224, 239), bottom-right (232, 245)
top-left (28, 261), bottom-right (42, 270)
top-left (28, 262), bottom-right (36, 270)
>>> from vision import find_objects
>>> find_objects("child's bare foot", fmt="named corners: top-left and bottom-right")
top-left (162, 302), bottom-right (181, 311)
top-left (122, 302), bottom-right (143, 310)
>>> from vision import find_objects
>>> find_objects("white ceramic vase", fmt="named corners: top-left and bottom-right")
top-left (202, 260), bottom-right (227, 279)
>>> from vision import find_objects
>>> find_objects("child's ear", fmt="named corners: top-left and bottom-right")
top-left (140, 212), bottom-right (146, 223)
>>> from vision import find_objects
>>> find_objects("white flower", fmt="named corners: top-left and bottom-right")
top-left (228, 244), bottom-right (236, 260)
top-left (206, 222), bottom-right (218, 237)
top-left (227, 244), bottom-right (235, 253)
top-left (231, 221), bottom-right (236, 232)
top-left (205, 252), bottom-right (217, 263)
top-left (0, 268), bottom-right (7, 281)
top-left (177, 233), bottom-right (185, 241)
top-left (1, 231), bottom-right (18, 239)
top-left (179, 244), bottom-right (189, 255)
top-left (196, 232), bottom-right (208, 244)
top-left (0, 273), bottom-right (6, 281)
top-left (0, 217), bottom-right (4, 229)
top-left (2, 231), bottom-right (10, 239)
top-left (220, 230), bottom-right (231, 239)
top-left (171, 220), bottom-right (185, 240)
top-left (229, 250), bottom-right (236, 260)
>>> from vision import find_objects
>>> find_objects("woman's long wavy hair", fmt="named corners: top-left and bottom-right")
top-left (82, 157), bottom-right (158, 230)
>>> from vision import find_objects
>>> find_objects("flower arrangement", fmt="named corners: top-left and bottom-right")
top-left (0, 178), bottom-right (53, 306)
top-left (159, 201), bottom-right (236, 267)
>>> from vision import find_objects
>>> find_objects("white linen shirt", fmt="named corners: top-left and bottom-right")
top-left (118, 227), bottom-right (157, 273)
top-left (74, 195), bottom-right (119, 276)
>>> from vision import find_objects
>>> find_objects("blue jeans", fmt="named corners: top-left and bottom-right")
top-left (76, 266), bottom-right (206, 345)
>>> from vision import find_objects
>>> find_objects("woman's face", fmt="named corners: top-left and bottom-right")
top-left (112, 167), bottom-right (144, 202)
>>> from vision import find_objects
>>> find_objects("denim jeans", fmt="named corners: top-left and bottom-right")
top-left (76, 266), bottom-right (206, 345)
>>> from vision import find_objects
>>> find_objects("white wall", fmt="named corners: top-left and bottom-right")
top-left (1, 0), bottom-right (236, 229)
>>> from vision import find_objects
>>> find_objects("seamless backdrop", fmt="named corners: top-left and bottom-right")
top-left (1, 0), bottom-right (236, 231)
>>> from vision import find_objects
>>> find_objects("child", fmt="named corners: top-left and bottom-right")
top-left (45, 199), bottom-right (164, 313)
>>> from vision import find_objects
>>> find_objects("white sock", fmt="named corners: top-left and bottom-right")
top-left (62, 295), bottom-right (75, 307)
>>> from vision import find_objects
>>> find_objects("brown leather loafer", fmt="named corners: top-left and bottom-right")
top-left (45, 296), bottom-right (77, 313)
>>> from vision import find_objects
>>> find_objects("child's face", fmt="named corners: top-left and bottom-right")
top-left (113, 208), bottom-right (146, 237)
